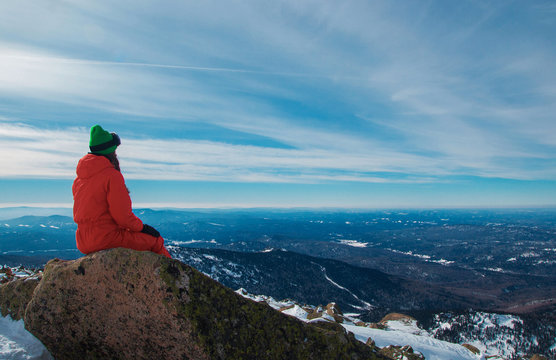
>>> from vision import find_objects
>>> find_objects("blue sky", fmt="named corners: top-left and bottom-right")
top-left (1, 0), bottom-right (555, 208)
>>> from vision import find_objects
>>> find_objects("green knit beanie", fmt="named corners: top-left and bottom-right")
top-left (89, 125), bottom-right (120, 155)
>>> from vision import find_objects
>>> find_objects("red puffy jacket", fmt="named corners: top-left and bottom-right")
top-left (72, 154), bottom-right (170, 258)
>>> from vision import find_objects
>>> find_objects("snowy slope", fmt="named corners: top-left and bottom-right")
top-left (342, 324), bottom-right (482, 360)
top-left (235, 289), bottom-right (483, 360)
top-left (429, 311), bottom-right (545, 359)
top-left (0, 316), bottom-right (52, 360)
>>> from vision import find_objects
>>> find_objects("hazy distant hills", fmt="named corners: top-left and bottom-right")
top-left (1, 207), bottom-right (555, 313)
top-left (0, 214), bottom-right (79, 264)
top-left (141, 208), bottom-right (556, 314)
top-left (0, 207), bottom-right (72, 220)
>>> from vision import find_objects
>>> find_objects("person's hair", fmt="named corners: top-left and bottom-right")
top-left (103, 152), bottom-right (120, 172)
top-left (102, 152), bottom-right (130, 193)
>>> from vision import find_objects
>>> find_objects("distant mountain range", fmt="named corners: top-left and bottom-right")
top-left (0, 207), bottom-right (72, 220)
top-left (2, 208), bottom-right (555, 312)
top-left (2, 208), bottom-right (556, 311)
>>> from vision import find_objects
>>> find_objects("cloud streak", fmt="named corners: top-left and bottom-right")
top-left (1, 122), bottom-right (555, 184)
top-left (0, 53), bottom-right (338, 79)
top-left (0, 122), bottom-right (428, 182)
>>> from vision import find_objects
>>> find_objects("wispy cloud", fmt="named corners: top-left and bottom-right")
top-left (0, 0), bottom-right (555, 190)
top-left (0, 53), bottom-right (338, 79)
top-left (1, 122), bottom-right (554, 183)
top-left (0, 122), bottom-right (428, 182)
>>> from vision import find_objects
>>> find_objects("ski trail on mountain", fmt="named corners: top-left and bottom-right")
top-left (312, 262), bottom-right (373, 310)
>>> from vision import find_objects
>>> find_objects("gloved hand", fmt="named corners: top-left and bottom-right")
top-left (141, 224), bottom-right (161, 238)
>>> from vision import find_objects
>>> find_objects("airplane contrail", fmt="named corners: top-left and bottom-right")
top-left (1, 54), bottom-right (328, 79)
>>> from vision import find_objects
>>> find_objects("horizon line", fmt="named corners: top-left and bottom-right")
top-left (1, 203), bottom-right (555, 211)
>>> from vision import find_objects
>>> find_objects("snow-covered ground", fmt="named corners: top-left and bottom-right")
top-left (1, 266), bottom-right (52, 359)
top-left (429, 311), bottom-right (531, 359)
top-left (343, 323), bottom-right (482, 360)
top-left (0, 267), bottom-right (38, 283)
top-left (0, 316), bottom-right (52, 360)
top-left (236, 288), bottom-right (486, 360)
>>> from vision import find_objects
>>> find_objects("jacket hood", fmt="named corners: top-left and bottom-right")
top-left (76, 154), bottom-right (114, 179)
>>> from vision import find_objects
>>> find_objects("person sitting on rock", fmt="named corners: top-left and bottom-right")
top-left (72, 125), bottom-right (171, 258)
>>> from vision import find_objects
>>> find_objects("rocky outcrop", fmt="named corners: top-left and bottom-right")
top-left (362, 313), bottom-right (417, 330)
top-left (21, 248), bottom-right (384, 360)
top-left (0, 273), bottom-right (40, 320)
top-left (305, 303), bottom-right (346, 323)
top-left (462, 343), bottom-right (480, 355)
top-left (378, 345), bottom-right (425, 360)
top-left (529, 355), bottom-right (548, 360)
top-left (379, 313), bottom-right (416, 324)
top-left (326, 302), bottom-right (344, 323)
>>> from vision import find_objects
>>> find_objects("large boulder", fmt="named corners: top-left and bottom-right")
top-left (24, 248), bottom-right (383, 360)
